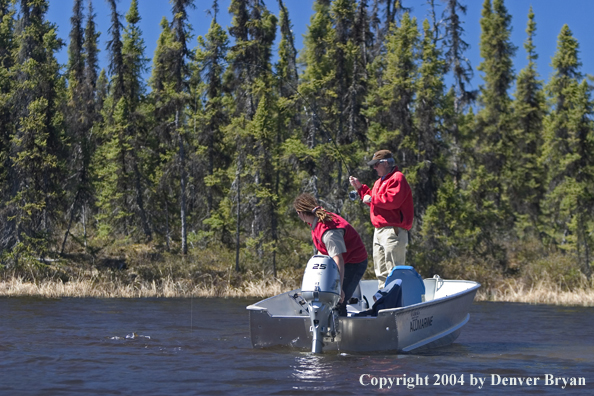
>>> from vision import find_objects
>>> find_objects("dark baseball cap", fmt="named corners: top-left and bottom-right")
top-left (367, 150), bottom-right (393, 166)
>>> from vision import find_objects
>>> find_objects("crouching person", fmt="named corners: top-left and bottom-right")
top-left (294, 193), bottom-right (368, 316)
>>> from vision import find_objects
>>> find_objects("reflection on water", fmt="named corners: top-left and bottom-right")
top-left (292, 354), bottom-right (332, 381)
top-left (0, 297), bottom-right (592, 395)
top-left (291, 354), bottom-right (343, 392)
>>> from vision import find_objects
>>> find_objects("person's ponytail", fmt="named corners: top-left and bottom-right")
top-left (294, 194), bottom-right (334, 223)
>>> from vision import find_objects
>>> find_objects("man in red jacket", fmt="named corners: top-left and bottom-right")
top-left (349, 150), bottom-right (414, 288)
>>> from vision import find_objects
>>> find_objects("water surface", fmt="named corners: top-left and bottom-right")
top-left (1, 297), bottom-right (592, 395)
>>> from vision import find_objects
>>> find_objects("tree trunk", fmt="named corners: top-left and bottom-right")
top-left (177, 109), bottom-right (187, 255)
top-left (82, 203), bottom-right (87, 249)
top-left (60, 191), bottom-right (80, 255)
top-left (134, 162), bottom-right (152, 241)
top-left (165, 197), bottom-right (171, 251)
top-left (235, 158), bottom-right (241, 272)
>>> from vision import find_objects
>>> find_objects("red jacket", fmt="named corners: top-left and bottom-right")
top-left (358, 168), bottom-right (414, 230)
top-left (311, 212), bottom-right (368, 264)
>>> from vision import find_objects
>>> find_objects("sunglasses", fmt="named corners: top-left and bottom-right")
top-left (373, 160), bottom-right (387, 168)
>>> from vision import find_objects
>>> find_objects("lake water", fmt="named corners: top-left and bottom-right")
top-left (1, 296), bottom-right (592, 395)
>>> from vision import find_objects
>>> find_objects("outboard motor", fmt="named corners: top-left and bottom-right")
top-left (300, 255), bottom-right (341, 353)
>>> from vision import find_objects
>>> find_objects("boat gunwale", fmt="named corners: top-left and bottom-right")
top-left (247, 280), bottom-right (481, 318)
top-left (374, 280), bottom-right (481, 316)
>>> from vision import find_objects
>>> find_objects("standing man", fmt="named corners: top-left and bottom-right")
top-left (349, 150), bottom-right (414, 288)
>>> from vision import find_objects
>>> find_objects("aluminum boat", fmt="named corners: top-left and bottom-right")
top-left (247, 255), bottom-right (480, 353)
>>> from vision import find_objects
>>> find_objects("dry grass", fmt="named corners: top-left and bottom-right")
top-left (0, 242), bottom-right (305, 299)
top-left (2, 274), bottom-right (594, 306)
top-left (476, 278), bottom-right (594, 306)
top-left (0, 275), bottom-right (299, 299)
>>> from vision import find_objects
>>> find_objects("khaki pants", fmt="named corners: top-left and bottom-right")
top-left (373, 226), bottom-right (408, 288)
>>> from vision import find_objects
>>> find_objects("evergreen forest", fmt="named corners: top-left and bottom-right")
top-left (1, 0), bottom-right (593, 293)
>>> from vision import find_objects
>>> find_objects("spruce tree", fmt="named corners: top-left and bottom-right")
top-left (370, 0), bottom-right (409, 60)
top-left (122, 0), bottom-right (151, 240)
top-left (227, 0), bottom-right (250, 115)
top-left (0, 0), bottom-right (12, 66)
top-left (275, 0), bottom-right (300, 172)
top-left (276, 0), bottom-right (298, 91)
top-left (59, 0), bottom-right (102, 253)
top-left (347, 0), bottom-right (371, 144)
top-left (299, 0), bottom-right (368, 202)
top-left (442, 0), bottom-right (474, 111)
top-left (364, 12), bottom-right (418, 165)
top-left (475, 0), bottom-right (516, 198)
top-left (245, 0), bottom-right (277, 262)
top-left (383, 0), bottom-right (408, 26)
top-left (246, 73), bottom-right (279, 264)
top-left (193, 0), bottom-right (231, 239)
top-left (226, 0), bottom-right (250, 270)
top-left (508, 7), bottom-right (545, 236)
top-left (225, 0), bottom-right (278, 266)
top-left (61, 0), bottom-right (88, 253)
top-left (94, 0), bottom-right (151, 242)
top-left (96, 68), bottom-right (108, 116)
top-left (149, 1), bottom-right (194, 253)
top-left (80, 1), bottom-right (101, 246)
top-left (149, 17), bottom-right (177, 250)
top-left (94, 96), bottom-right (134, 239)
top-left (94, 0), bottom-right (129, 240)
top-left (170, 0), bottom-right (194, 255)
top-left (414, 172), bottom-right (491, 278)
top-left (441, 0), bottom-right (475, 185)
top-left (325, 0), bottom-right (360, 193)
top-left (83, 0), bottom-right (100, 116)
top-left (106, 0), bottom-right (124, 102)
top-left (67, 0), bottom-right (84, 84)
top-left (271, 0), bottom-right (302, 275)
top-left (3, 0), bottom-right (66, 261)
top-left (0, 0), bottom-right (15, 212)
top-left (467, 0), bottom-right (516, 265)
top-left (418, 0), bottom-right (516, 272)
top-left (298, 0), bottom-right (333, 198)
top-left (275, 0), bottom-right (300, 147)
top-left (542, 25), bottom-right (593, 278)
top-left (329, 0), bottom-right (355, 151)
top-left (409, 19), bottom-right (446, 221)
top-left (369, 0), bottom-right (382, 61)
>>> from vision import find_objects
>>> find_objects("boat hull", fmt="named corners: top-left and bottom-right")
top-left (247, 279), bottom-right (480, 353)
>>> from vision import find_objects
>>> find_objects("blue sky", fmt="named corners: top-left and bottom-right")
top-left (46, 0), bottom-right (594, 92)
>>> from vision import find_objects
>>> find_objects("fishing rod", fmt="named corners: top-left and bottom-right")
top-left (301, 103), bottom-right (352, 176)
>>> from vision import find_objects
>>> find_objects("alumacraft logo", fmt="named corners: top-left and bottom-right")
top-left (409, 309), bottom-right (433, 332)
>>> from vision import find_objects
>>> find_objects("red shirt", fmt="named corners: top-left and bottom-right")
top-left (311, 212), bottom-right (368, 264)
top-left (358, 168), bottom-right (414, 230)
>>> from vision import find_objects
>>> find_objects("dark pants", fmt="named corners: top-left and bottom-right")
top-left (337, 259), bottom-right (368, 315)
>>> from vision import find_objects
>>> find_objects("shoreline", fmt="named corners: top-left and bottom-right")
top-left (0, 276), bottom-right (297, 299)
top-left (2, 277), bottom-right (593, 306)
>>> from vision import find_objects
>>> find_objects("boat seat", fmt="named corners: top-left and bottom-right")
top-left (349, 279), bottom-right (402, 317)
top-left (385, 266), bottom-right (425, 306)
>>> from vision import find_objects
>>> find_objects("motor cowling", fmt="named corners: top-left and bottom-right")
top-left (300, 255), bottom-right (341, 353)
top-left (301, 255), bottom-right (341, 305)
